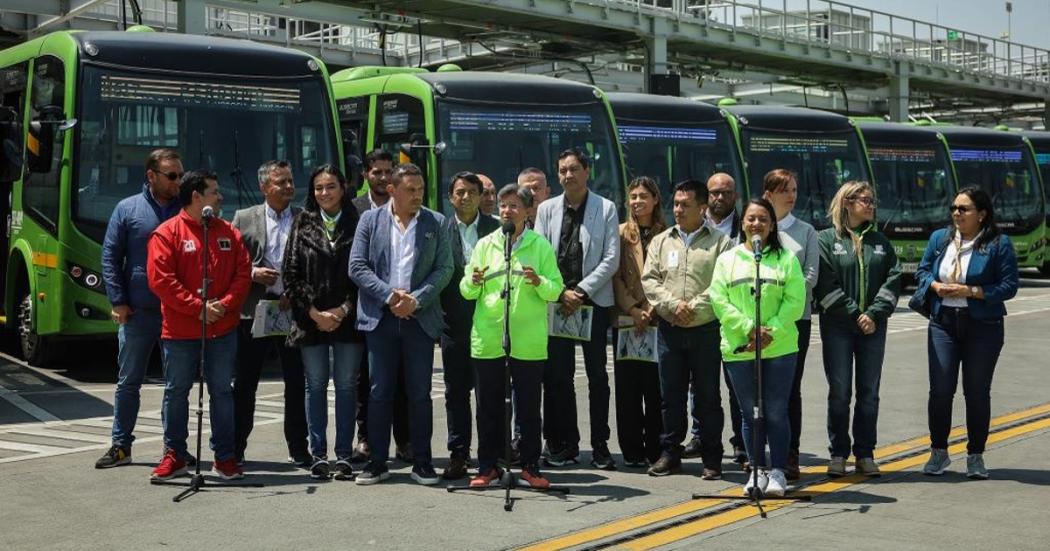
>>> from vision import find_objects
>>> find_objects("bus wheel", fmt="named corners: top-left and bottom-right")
top-left (1040, 264), bottom-right (1050, 277)
top-left (17, 293), bottom-right (53, 366)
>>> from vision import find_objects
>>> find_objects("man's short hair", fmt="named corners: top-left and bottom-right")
top-left (364, 149), bottom-right (394, 171)
top-left (257, 160), bottom-right (291, 187)
top-left (450, 171), bottom-right (483, 195)
top-left (497, 183), bottom-right (534, 209)
top-left (673, 179), bottom-right (709, 206)
top-left (179, 170), bottom-right (218, 207)
top-left (392, 163), bottom-right (423, 186)
top-left (146, 148), bottom-right (180, 172)
top-left (557, 147), bottom-right (591, 170)
top-left (517, 167), bottom-right (546, 181)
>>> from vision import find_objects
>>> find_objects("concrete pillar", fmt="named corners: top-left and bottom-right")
top-left (177, 0), bottom-right (208, 35)
top-left (888, 63), bottom-right (910, 122)
top-left (644, 35), bottom-right (668, 94)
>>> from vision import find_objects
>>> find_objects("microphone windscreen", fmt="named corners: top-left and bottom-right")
top-left (501, 220), bottom-right (516, 235)
top-left (202, 205), bottom-right (214, 219)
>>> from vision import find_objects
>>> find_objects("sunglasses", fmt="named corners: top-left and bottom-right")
top-left (153, 170), bottom-right (184, 181)
top-left (949, 205), bottom-right (974, 213)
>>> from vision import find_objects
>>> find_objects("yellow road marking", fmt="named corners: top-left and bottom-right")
top-left (517, 402), bottom-right (1050, 551)
top-left (621, 416), bottom-right (1050, 550)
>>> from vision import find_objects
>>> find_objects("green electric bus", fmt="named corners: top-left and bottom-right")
top-left (330, 67), bottom-right (626, 216)
top-left (937, 126), bottom-right (1045, 269)
top-left (0, 29), bottom-right (341, 364)
top-left (856, 121), bottom-right (958, 273)
top-left (1019, 130), bottom-right (1050, 274)
top-left (608, 92), bottom-right (745, 218)
top-left (723, 104), bottom-right (872, 230)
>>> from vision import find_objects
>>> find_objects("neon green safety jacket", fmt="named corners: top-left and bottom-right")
top-left (708, 243), bottom-right (806, 362)
top-left (459, 229), bottom-right (564, 361)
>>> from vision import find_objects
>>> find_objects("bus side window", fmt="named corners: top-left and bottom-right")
top-left (23, 57), bottom-right (65, 234)
top-left (0, 62), bottom-right (28, 183)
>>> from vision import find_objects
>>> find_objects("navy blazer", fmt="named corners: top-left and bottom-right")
top-left (348, 205), bottom-right (453, 340)
top-left (914, 228), bottom-right (1019, 320)
top-left (440, 213), bottom-right (501, 337)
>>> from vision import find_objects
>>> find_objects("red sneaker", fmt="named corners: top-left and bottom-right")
top-left (212, 457), bottom-right (244, 480)
top-left (519, 466), bottom-right (550, 489)
top-left (469, 467), bottom-right (502, 488)
top-left (151, 449), bottom-right (187, 480)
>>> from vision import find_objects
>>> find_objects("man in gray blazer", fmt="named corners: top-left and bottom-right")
top-left (349, 163), bottom-right (453, 485)
top-left (534, 148), bottom-right (621, 470)
top-left (231, 160), bottom-right (308, 467)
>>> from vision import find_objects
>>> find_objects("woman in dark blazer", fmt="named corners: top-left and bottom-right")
top-left (283, 164), bottom-right (363, 481)
top-left (915, 186), bottom-right (1018, 480)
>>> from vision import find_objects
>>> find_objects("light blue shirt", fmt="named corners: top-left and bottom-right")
top-left (455, 212), bottom-right (481, 262)
top-left (264, 203), bottom-right (293, 296)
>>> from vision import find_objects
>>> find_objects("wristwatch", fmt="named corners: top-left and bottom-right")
top-left (339, 303), bottom-right (351, 317)
top-left (969, 286), bottom-right (979, 298)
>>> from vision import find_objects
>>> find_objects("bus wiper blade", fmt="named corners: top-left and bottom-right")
top-left (881, 196), bottom-right (905, 233)
top-left (230, 130), bottom-right (259, 209)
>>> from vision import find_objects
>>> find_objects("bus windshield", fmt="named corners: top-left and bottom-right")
top-left (868, 144), bottom-right (955, 235)
top-left (1034, 148), bottom-right (1050, 224)
top-left (950, 147), bottom-right (1043, 233)
top-left (618, 122), bottom-right (741, 218)
top-left (741, 130), bottom-right (869, 230)
top-left (435, 101), bottom-right (623, 215)
top-left (74, 65), bottom-right (338, 242)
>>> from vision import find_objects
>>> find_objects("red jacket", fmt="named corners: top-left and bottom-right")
top-left (147, 210), bottom-right (251, 340)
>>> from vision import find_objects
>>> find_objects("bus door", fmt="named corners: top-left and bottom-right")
top-left (337, 96), bottom-right (369, 188)
top-left (375, 93), bottom-right (432, 201)
top-left (0, 61), bottom-right (29, 308)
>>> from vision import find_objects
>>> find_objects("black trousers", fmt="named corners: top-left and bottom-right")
top-left (355, 341), bottom-right (410, 449)
top-left (613, 329), bottom-right (662, 464)
top-left (788, 319), bottom-right (812, 452)
top-left (543, 304), bottom-right (611, 451)
top-left (475, 357), bottom-right (543, 471)
top-left (234, 319), bottom-right (307, 457)
top-left (441, 331), bottom-right (475, 458)
top-left (658, 321), bottom-right (724, 468)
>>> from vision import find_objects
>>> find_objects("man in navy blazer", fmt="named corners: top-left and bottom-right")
top-left (534, 147), bottom-right (621, 470)
top-left (349, 163), bottom-right (453, 485)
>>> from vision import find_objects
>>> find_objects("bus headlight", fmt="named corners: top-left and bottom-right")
top-left (67, 263), bottom-right (106, 294)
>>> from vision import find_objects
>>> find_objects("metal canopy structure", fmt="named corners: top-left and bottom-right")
top-left (0, 0), bottom-right (1046, 127)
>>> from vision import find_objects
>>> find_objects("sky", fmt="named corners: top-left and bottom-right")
top-left (784, 0), bottom-right (1050, 50)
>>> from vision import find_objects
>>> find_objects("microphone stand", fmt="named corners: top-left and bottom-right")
top-left (152, 209), bottom-right (263, 502)
top-left (691, 240), bottom-right (808, 517)
top-left (447, 225), bottom-right (569, 512)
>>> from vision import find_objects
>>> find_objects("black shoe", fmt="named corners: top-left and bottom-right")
top-left (183, 453), bottom-right (198, 467)
top-left (236, 454), bottom-right (246, 467)
top-left (544, 446), bottom-right (579, 467)
top-left (648, 454), bottom-right (682, 477)
top-left (443, 456), bottom-right (469, 480)
top-left (590, 443), bottom-right (616, 471)
top-left (411, 464), bottom-right (440, 486)
top-left (355, 462), bottom-right (390, 486)
top-left (623, 457), bottom-right (648, 469)
top-left (95, 446), bottom-right (131, 469)
top-left (350, 441), bottom-right (370, 463)
top-left (732, 446), bottom-right (748, 465)
top-left (682, 438), bottom-right (703, 459)
top-left (309, 458), bottom-right (331, 480)
top-left (333, 458), bottom-right (354, 481)
top-left (289, 450), bottom-right (313, 468)
top-left (395, 443), bottom-right (414, 464)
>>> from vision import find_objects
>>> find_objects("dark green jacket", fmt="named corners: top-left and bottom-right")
top-left (814, 223), bottom-right (902, 329)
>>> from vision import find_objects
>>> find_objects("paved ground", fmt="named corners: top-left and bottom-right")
top-left (1, 277), bottom-right (1049, 550)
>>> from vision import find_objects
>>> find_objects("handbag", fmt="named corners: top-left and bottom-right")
top-left (907, 232), bottom-right (950, 319)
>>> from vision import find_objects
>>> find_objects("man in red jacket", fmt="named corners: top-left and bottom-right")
top-left (147, 170), bottom-right (252, 481)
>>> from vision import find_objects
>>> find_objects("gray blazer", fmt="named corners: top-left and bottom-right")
top-left (348, 205), bottom-right (453, 340)
top-left (534, 191), bottom-right (620, 308)
top-left (231, 203), bottom-right (302, 318)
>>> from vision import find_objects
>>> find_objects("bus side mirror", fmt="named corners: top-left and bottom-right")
top-left (26, 105), bottom-right (76, 174)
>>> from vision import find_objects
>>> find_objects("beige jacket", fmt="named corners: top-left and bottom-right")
top-left (612, 223), bottom-right (655, 321)
top-left (641, 225), bottom-right (732, 327)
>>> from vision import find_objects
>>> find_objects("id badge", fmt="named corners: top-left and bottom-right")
top-left (667, 250), bottom-right (679, 268)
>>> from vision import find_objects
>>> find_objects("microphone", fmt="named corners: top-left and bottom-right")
top-left (202, 205), bottom-right (215, 220)
top-left (751, 234), bottom-right (763, 261)
top-left (501, 220), bottom-right (516, 235)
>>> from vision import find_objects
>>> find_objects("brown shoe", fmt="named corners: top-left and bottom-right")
top-left (443, 456), bottom-right (469, 480)
top-left (785, 450), bottom-right (801, 481)
top-left (647, 454), bottom-right (682, 477)
top-left (701, 467), bottom-right (722, 480)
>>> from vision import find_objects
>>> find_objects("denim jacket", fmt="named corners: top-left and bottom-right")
top-left (914, 228), bottom-right (1019, 320)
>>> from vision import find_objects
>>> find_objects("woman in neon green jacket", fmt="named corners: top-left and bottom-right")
top-left (459, 184), bottom-right (564, 490)
top-left (709, 198), bottom-right (806, 498)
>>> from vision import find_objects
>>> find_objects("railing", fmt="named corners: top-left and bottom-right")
top-left (616, 0), bottom-right (1049, 83)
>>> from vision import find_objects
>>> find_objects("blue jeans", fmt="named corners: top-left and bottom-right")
top-left (928, 308), bottom-right (1004, 454)
top-left (821, 321), bottom-right (887, 459)
top-left (160, 331), bottom-right (238, 461)
top-left (365, 313), bottom-right (436, 467)
top-left (111, 309), bottom-right (162, 449)
top-left (724, 354), bottom-right (797, 470)
top-left (301, 341), bottom-right (363, 459)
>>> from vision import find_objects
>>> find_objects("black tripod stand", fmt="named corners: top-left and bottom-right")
top-left (151, 206), bottom-right (263, 502)
top-left (692, 237), bottom-right (809, 517)
top-left (447, 223), bottom-right (570, 511)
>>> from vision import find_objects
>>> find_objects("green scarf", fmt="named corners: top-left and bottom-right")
top-left (320, 209), bottom-right (341, 242)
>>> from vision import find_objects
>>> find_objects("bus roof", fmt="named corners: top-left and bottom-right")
top-left (412, 71), bottom-right (603, 104)
top-left (724, 104), bottom-right (854, 132)
top-left (607, 92), bottom-right (725, 124)
top-left (1020, 130), bottom-right (1050, 150)
top-left (935, 126), bottom-right (1030, 148)
top-left (70, 31), bottom-right (321, 77)
top-left (857, 121), bottom-right (945, 146)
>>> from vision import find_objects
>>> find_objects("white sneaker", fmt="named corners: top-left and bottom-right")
top-left (765, 468), bottom-right (787, 497)
top-left (743, 469), bottom-right (769, 497)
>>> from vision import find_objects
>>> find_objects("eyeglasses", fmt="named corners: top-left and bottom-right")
top-left (850, 196), bottom-right (877, 207)
top-left (154, 170), bottom-right (184, 181)
top-left (949, 205), bottom-right (973, 213)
